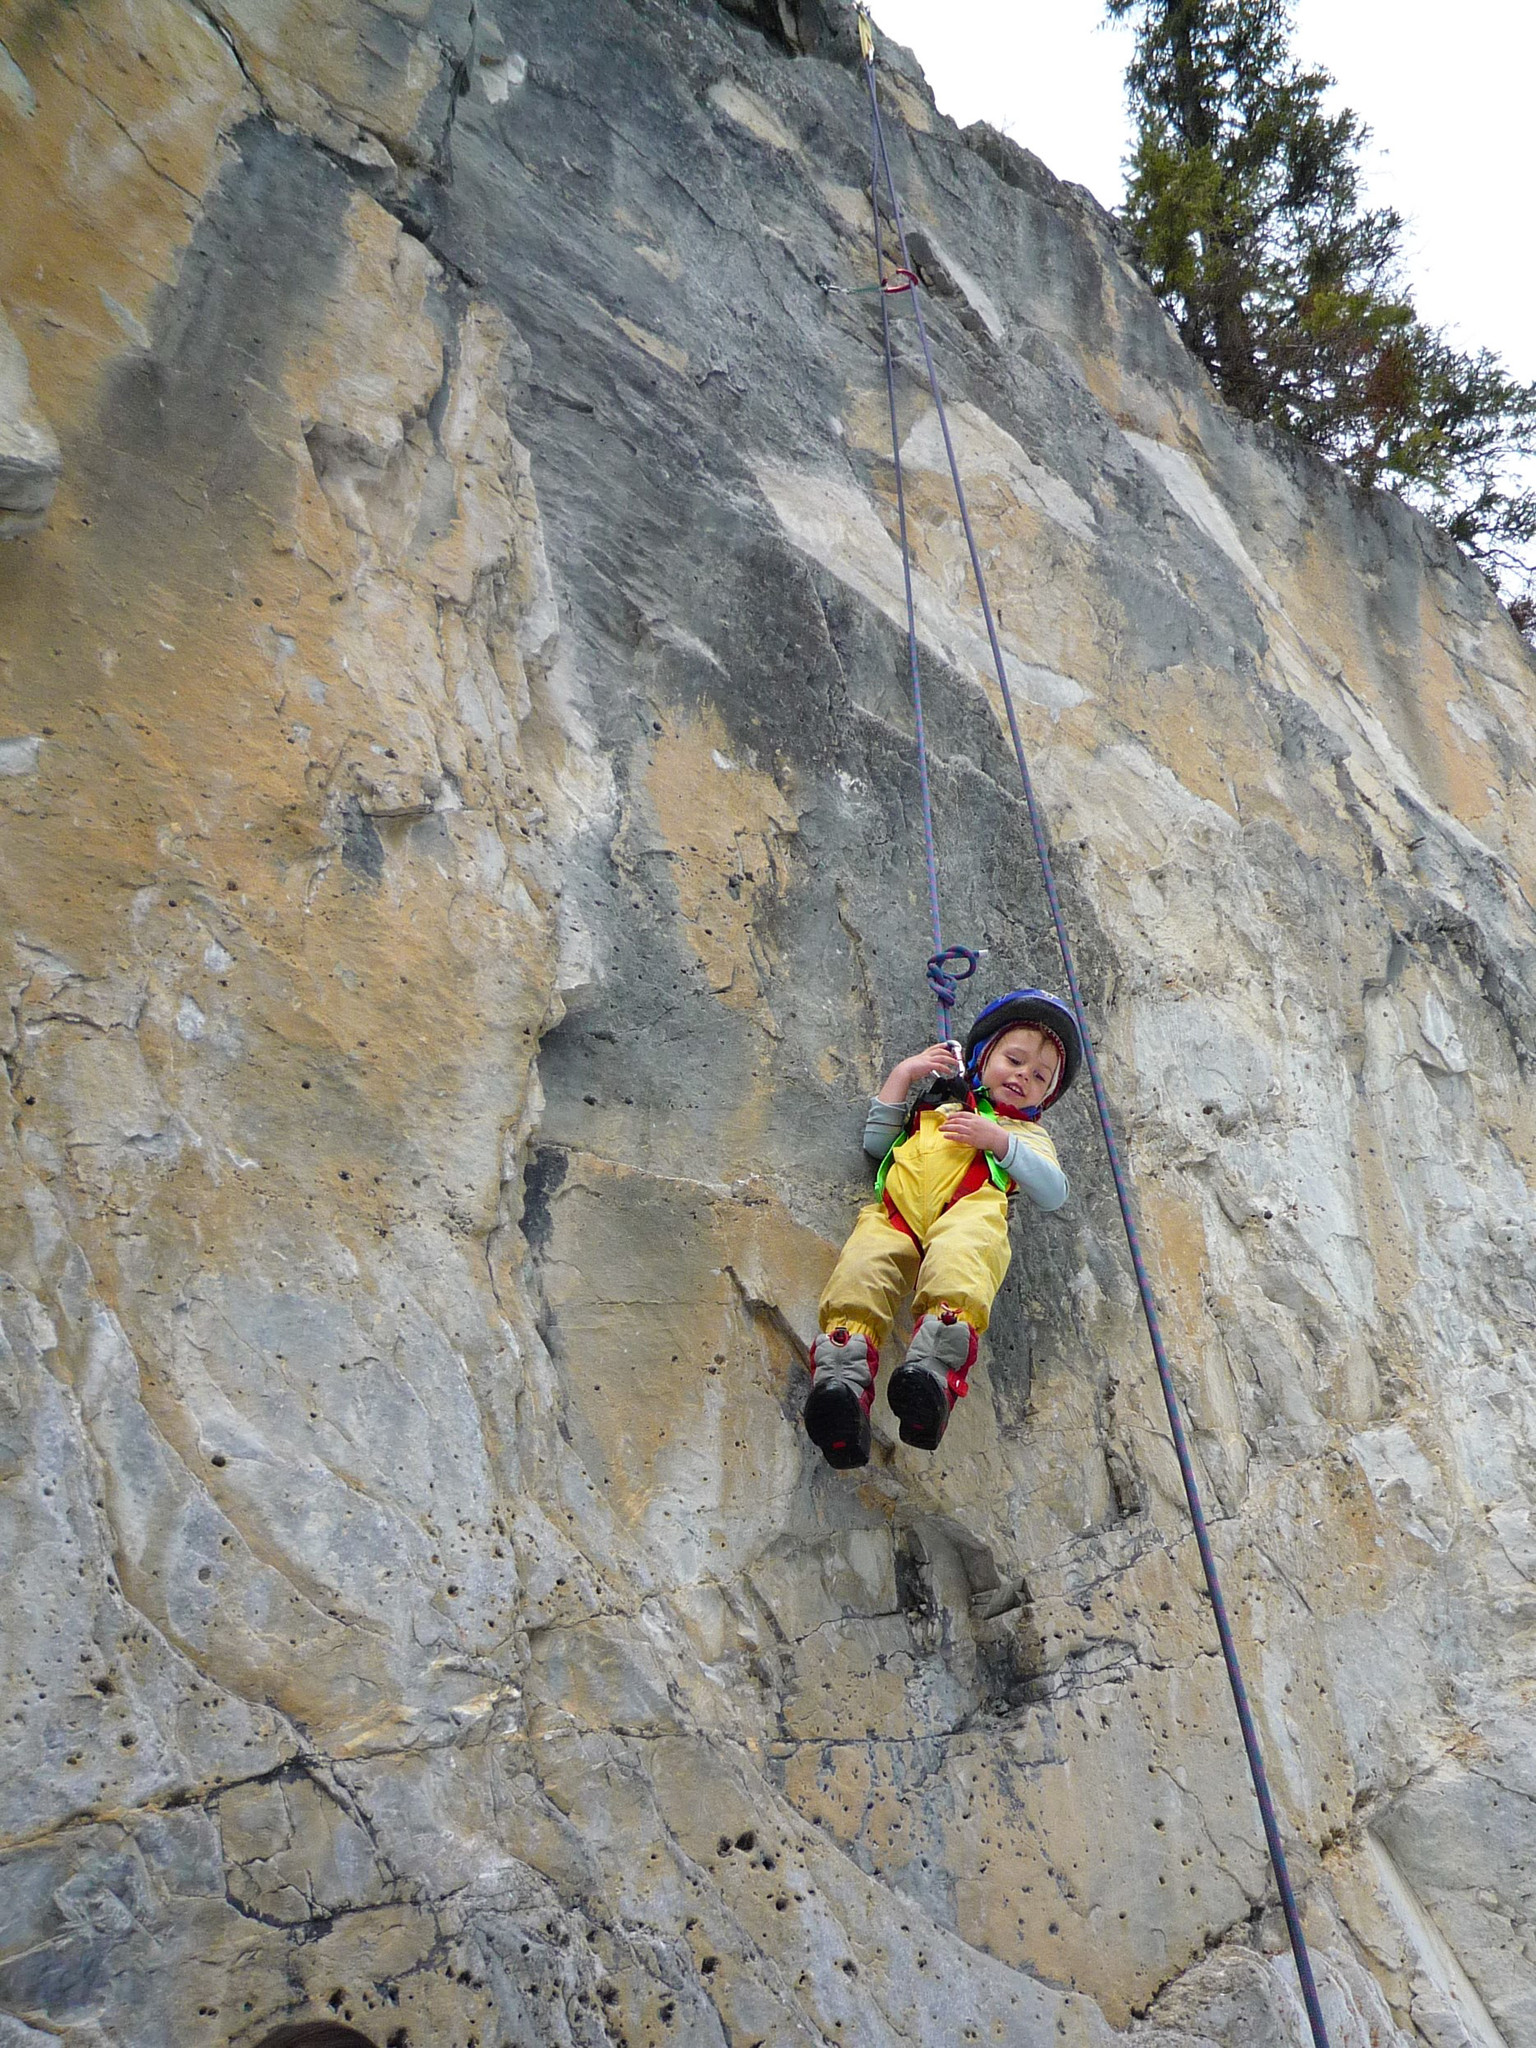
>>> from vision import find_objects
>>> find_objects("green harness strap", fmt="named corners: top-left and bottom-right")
top-left (873, 1095), bottom-right (1012, 1200)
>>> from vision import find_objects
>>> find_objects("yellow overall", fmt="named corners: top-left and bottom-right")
top-left (818, 1105), bottom-right (1061, 1344)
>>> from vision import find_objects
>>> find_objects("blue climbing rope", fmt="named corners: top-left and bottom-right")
top-left (927, 943), bottom-right (979, 1012)
top-left (851, 13), bottom-right (1333, 2046)
top-left (862, 71), bottom-right (974, 1048)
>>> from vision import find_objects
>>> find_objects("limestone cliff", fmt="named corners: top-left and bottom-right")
top-left (0, 307), bottom-right (61, 539)
top-left (2, 2), bottom-right (1535, 2044)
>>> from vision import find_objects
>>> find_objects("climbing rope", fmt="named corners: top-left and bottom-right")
top-left (849, 12), bottom-right (1334, 2045)
top-left (856, 29), bottom-right (974, 1048)
top-left (852, 3), bottom-right (977, 1051)
top-left (926, 943), bottom-right (978, 1012)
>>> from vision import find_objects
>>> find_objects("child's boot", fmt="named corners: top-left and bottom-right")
top-left (886, 1308), bottom-right (977, 1451)
top-left (804, 1327), bottom-right (879, 1469)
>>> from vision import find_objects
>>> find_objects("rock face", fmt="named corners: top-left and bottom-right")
top-left (2, 1), bottom-right (1535, 2043)
top-left (0, 309), bottom-right (61, 538)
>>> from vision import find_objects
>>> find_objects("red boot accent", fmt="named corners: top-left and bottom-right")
top-left (937, 1308), bottom-right (978, 1401)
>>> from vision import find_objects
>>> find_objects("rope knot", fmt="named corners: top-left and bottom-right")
top-left (926, 944), bottom-right (978, 1012)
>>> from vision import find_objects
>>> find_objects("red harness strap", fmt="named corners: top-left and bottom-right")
top-left (882, 1189), bottom-right (920, 1244)
top-left (946, 1148), bottom-right (994, 1206)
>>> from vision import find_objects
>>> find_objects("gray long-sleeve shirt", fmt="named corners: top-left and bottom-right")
top-left (862, 1096), bottom-right (1070, 1212)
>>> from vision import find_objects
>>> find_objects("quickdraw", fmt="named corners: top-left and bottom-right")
top-left (817, 265), bottom-right (920, 298)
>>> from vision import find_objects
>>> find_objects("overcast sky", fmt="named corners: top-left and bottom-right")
top-left (867, 0), bottom-right (1536, 384)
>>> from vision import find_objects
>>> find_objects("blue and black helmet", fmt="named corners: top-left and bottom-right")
top-left (963, 989), bottom-right (1082, 1110)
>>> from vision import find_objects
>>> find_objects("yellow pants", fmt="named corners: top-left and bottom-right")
top-left (819, 1110), bottom-right (1012, 1345)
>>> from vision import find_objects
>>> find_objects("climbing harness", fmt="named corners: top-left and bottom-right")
top-left (845, 11), bottom-right (1334, 2045)
top-left (874, 1093), bottom-right (1013, 1205)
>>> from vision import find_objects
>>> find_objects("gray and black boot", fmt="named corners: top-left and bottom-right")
top-left (886, 1308), bottom-right (977, 1451)
top-left (804, 1327), bottom-right (879, 1469)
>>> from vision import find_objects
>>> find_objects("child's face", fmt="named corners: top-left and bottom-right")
top-left (980, 1025), bottom-right (1061, 1111)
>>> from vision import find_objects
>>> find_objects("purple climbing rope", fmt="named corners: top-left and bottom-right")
top-left (854, 21), bottom-right (1333, 2048)
top-left (864, 98), bottom-right (975, 1046)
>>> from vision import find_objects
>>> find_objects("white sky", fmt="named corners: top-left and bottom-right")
top-left (867, 1), bottom-right (1536, 384)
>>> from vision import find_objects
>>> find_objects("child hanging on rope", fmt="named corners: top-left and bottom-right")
top-left (804, 989), bottom-right (1081, 1468)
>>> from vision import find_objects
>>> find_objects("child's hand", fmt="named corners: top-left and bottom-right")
top-left (941, 1110), bottom-right (1006, 1158)
top-left (877, 1042), bottom-right (962, 1104)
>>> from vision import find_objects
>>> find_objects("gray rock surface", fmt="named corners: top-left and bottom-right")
top-left (0, 309), bottom-right (60, 538)
top-left (1, 0), bottom-right (1535, 2043)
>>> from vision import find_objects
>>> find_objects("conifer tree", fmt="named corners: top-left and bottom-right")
top-left (1107, 0), bottom-right (1536, 630)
